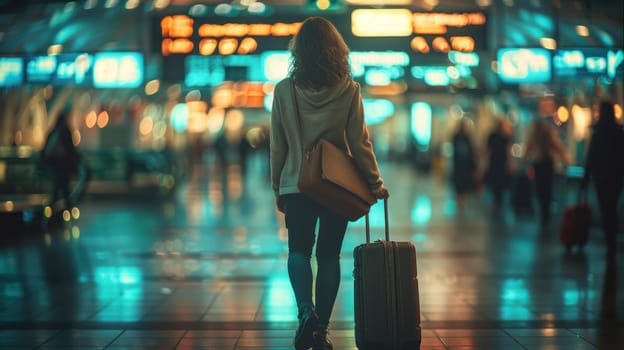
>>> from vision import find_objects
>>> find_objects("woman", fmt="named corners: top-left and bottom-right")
top-left (270, 17), bottom-right (388, 350)
top-left (484, 118), bottom-right (512, 212)
top-left (41, 110), bottom-right (80, 212)
top-left (451, 118), bottom-right (477, 211)
top-left (523, 117), bottom-right (570, 227)
top-left (581, 100), bottom-right (624, 261)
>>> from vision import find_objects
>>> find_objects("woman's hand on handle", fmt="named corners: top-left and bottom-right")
top-left (372, 185), bottom-right (389, 199)
top-left (276, 197), bottom-right (286, 214)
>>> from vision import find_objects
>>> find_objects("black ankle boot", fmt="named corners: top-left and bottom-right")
top-left (294, 308), bottom-right (318, 350)
top-left (312, 330), bottom-right (333, 350)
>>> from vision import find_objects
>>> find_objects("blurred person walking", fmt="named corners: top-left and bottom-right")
top-left (523, 118), bottom-right (570, 228)
top-left (41, 109), bottom-right (80, 213)
top-left (580, 100), bottom-right (624, 261)
top-left (451, 118), bottom-right (478, 211)
top-left (484, 118), bottom-right (512, 212)
top-left (270, 17), bottom-right (388, 350)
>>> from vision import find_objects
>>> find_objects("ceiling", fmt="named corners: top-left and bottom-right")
top-left (0, 0), bottom-right (621, 56)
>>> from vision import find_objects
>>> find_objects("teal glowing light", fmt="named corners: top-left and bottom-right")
top-left (27, 55), bottom-right (56, 76)
top-left (266, 276), bottom-right (296, 321)
top-left (349, 51), bottom-right (410, 67)
top-left (170, 103), bottom-right (189, 132)
top-left (93, 52), bottom-right (143, 88)
top-left (215, 3), bottom-right (238, 17)
top-left (351, 63), bottom-right (365, 77)
top-left (247, 2), bottom-right (267, 14)
top-left (443, 198), bottom-right (456, 216)
top-left (264, 94), bottom-right (275, 113)
top-left (597, 29), bottom-right (614, 46)
top-left (501, 279), bottom-right (529, 302)
top-left (586, 57), bottom-right (607, 73)
top-left (186, 54), bottom-right (260, 87)
top-left (507, 30), bottom-right (528, 46)
top-left (608, 50), bottom-right (623, 78)
top-left (532, 12), bottom-right (553, 32)
top-left (424, 68), bottom-right (450, 86)
top-left (0, 57), bottom-right (23, 86)
top-left (411, 66), bottom-right (425, 79)
top-left (448, 51), bottom-right (480, 67)
top-left (556, 50), bottom-right (585, 68)
top-left (365, 69), bottom-right (391, 86)
top-left (411, 66), bottom-right (451, 86)
top-left (411, 196), bottom-right (432, 225)
top-left (95, 266), bottom-right (141, 285)
top-left (500, 279), bottom-right (531, 320)
top-left (364, 204), bottom-right (386, 232)
top-left (350, 51), bottom-right (409, 78)
top-left (410, 102), bottom-right (432, 151)
top-left (447, 66), bottom-right (460, 80)
top-left (57, 54), bottom-right (92, 84)
top-left (411, 233), bottom-right (427, 243)
top-left (455, 65), bottom-right (472, 78)
top-left (363, 98), bottom-right (394, 125)
top-left (497, 48), bottom-right (551, 83)
top-left (562, 282), bottom-right (595, 308)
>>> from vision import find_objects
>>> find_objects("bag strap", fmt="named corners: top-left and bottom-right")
top-left (365, 198), bottom-right (389, 243)
top-left (290, 79), bottom-right (305, 155)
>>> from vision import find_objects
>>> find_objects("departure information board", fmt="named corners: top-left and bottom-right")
top-left (2, 52), bottom-right (144, 88)
top-left (153, 8), bottom-right (487, 83)
top-left (0, 57), bottom-right (23, 87)
top-left (554, 48), bottom-right (624, 79)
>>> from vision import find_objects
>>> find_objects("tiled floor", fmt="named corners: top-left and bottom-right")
top-left (1, 157), bottom-right (623, 349)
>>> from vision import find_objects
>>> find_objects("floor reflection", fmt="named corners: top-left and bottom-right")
top-left (0, 161), bottom-right (622, 349)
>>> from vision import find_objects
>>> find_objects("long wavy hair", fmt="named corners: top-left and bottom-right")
top-left (289, 17), bottom-right (351, 89)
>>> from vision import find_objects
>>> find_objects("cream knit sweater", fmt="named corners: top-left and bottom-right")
top-left (270, 77), bottom-right (383, 198)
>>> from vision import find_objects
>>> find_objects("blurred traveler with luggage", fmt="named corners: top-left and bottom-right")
top-left (580, 100), bottom-right (624, 261)
top-left (41, 109), bottom-right (81, 213)
top-left (484, 118), bottom-right (512, 212)
top-left (523, 117), bottom-right (570, 228)
top-left (451, 118), bottom-right (478, 211)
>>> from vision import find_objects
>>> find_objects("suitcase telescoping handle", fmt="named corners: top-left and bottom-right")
top-left (365, 197), bottom-right (389, 243)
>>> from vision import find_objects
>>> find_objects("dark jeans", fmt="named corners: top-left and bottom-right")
top-left (282, 193), bottom-right (348, 329)
top-left (533, 158), bottom-right (554, 225)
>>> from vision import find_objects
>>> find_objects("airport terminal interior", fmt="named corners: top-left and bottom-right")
top-left (1, 0), bottom-right (623, 349)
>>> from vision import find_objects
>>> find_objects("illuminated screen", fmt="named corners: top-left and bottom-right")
top-left (351, 9), bottom-right (413, 37)
top-left (262, 51), bottom-right (290, 82)
top-left (25, 53), bottom-right (93, 85)
top-left (424, 68), bottom-right (450, 86)
top-left (170, 103), bottom-right (189, 132)
top-left (363, 99), bottom-right (394, 125)
top-left (448, 51), bottom-right (480, 67)
top-left (554, 48), bottom-right (623, 79)
top-left (152, 12), bottom-right (486, 59)
top-left (497, 48), bottom-right (551, 83)
top-left (365, 69), bottom-right (391, 86)
top-left (350, 51), bottom-right (410, 78)
top-left (185, 54), bottom-right (262, 87)
top-left (411, 66), bottom-right (451, 86)
top-left (411, 102), bottom-right (432, 151)
top-left (93, 52), bottom-right (143, 88)
top-left (0, 57), bottom-right (23, 87)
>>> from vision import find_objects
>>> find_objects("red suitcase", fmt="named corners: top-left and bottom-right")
top-left (559, 201), bottom-right (591, 249)
top-left (353, 199), bottom-right (421, 350)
